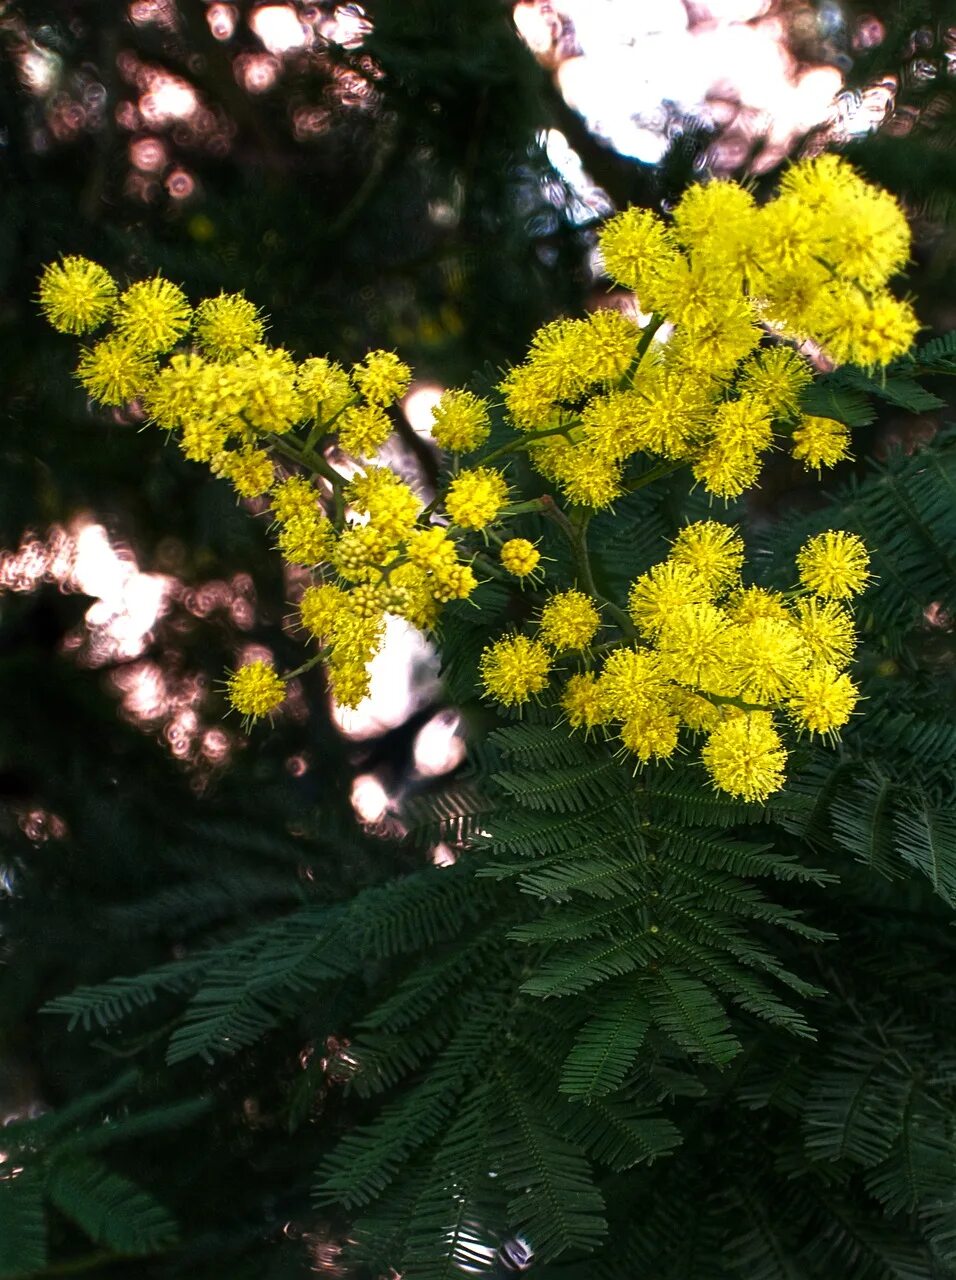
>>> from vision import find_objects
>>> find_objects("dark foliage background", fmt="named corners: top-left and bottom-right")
top-left (2, 1), bottom-right (956, 1276)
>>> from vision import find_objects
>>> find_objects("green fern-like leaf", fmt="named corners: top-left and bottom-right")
top-left (46, 1156), bottom-right (177, 1254)
top-left (559, 987), bottom-right (651, 1099)
top-left (0, 1175), bottom-right (47, 1279)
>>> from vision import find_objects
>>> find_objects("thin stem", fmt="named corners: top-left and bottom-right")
top-left (479, 421), bottom-right (574, 468)
top-left (566, 507), bottom-right (638, 638)
top-left (621, 459), bottom-right (686, 493)
top-left (283, 650), bottom-right (329, 681)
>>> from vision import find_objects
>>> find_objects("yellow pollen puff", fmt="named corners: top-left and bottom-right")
top-left (479, 635), bottom-right (551, 707)
top-left (351, 350), bottom-right (411, 407)
top-left (430, 389), bottom-right (492, 453)
top-left (337, 403), bottom-right (393, 458)
top-left (670, 521), bottom-right (744, 594)
top-left (297, 357), bottom-right (353, 421)
top-left (725, 586), bottom-right (790, 626)
top-left (691, 436), bottom-right (762, 501)
top-left (792, 597), bottom-right (856, 669)
top-left (234, 345), bottom-right (303, 435)
top-left (221, 447), bottom-right (275, 498)
top-left (500, 538), bottom-right (541, 579)
top-left (272, 475), bottom-right (320, 524)
top-left (597, 649), bottom-right (666, 721)
top-left (76, 337), bottom-right (156, 406)
top-left (327, 658), bottom-right (372, 710)
top-left (561, 673), bottom-right (608, 732)
top-left (702, 710), bottom-right (787, 803)
top-left (114, 277), bottom-right (192, 354)
top-left (726, 616), bottom-right (808, 704)
top-left (194, 292), bottom-right (265, 361)
top-left (444, 467), bottom-right (509, 530)
top-left (628, 561), bottom-right (712, 637)
top-left (738, 348), bottom-right (812, 419)
top-left (430, 561), bottom-right (478, 603)
top-left (598, 206), bottom-right (677, 298)
top-left (277, 513), bottom-right (335, 566)
top-left (797, 531), bottom-right (871, 600)
top-left (792, 415), bottom-right (851, 471)
top-left (345, 468), bottom-right (421, 541)
top-left (656, 601), bottom-right (731, 693)
top-left (227, 660), bottom-right (286, 722)
top-left (620, 703), bottom-right (680, 764)
top-left (145, 353), bottom-right (212, 429)
top-left (788, 663), bottom-right (859, 737)
top-left (181, 419), bottom-right (230, 463)
top-left (333, 525), bottom-right (389, 581)
top-left (538, 589), bottom-right (600, 652)
top-left (38, 256), bottom-right (117, 334)
top-left (300, 583), bottom-right (348, 642)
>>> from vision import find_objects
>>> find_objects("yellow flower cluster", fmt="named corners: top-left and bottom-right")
top-left (38, 238), bottom-right (883, 775)
top-left (480, 521), bottom-right (869, 802)
top-left (493, 156), bottom-right (917, 508)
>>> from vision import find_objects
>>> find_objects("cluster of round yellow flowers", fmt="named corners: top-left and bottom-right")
top-left (481, 521), bottom-right (870, 803)
top-left (38, 153), bottom-right (905, 802)
top-left (492, 154), bottom-right (917, 508)
top-left (37, 256), bottom-right (494, 713)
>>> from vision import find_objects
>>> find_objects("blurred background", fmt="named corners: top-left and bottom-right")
top-left (2, 0), bottom-right (956, 1272)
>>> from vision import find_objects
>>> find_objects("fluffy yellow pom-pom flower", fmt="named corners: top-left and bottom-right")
top-left (220, 447), bottom-right (275, 498)
top-left (670, 521), bottom-right (744, 594)
top-left (656, 602), bottom-right (731, 693)
top-left (702, 710), bottom-right (787, 803)
top-left (597, 649), bottom-right (666, 721)
top-left (276, 513), bottom-right (335, 566)
top-left (792, 598), bottom-right (856, 669)
top-left (194, 293), bottom-right (265, 361)
top-left (235, 345), bottom-right (303, 435)
top-left (430, 389), bottom-right (492, 452)
top-left (726, 616), bottom-right (808, 704)
top-left (114, 277), bottom-right (192, 354)
top-left (725, 586), bottom-right (790, 626)
top-left (300, 583), bottom-right (349, 642)
top-left (792, 415), bottom-right (851, 471)
top-left (598, 206), bottom-right (677, 299)
top-left (38, 256), bottom-right (117, 335)
top-left (561, 673), bottom-right (607, 731)
top-left (620, 704), bottom-right (680, 763)
top-left (788, 663), bottom-right (859, 737)
top-left (76, 337), bottom-right (155, 406)
top-left (226, 660), bottom-right (286, 722)
top-left (797, 531), bottom-right (871, 600)
top-left (272, 475), bottom-right (320, 524)
top-left (479, 634), bottom-right (551, 707)
top-left (738, 348), bottom-right (811, 419)
top-left (445, 467), bottom-right (509, 530)
top-left (500, 538), bottom-right (541, 579)
top-left (337, 403), bottom-right (392, 457)
top-left (298, 357), bottom-right (353, 421)
top-left (538, 589), bottom-right (600, 652)
top-left (628, 561), bottom-right (711, 636)
top-left (351, 351), bottom-right (411, 406)
top-left (181, 418), bottom-right (230, 463)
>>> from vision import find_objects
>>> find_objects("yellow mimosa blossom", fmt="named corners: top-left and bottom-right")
top-left (479, 635), bottom-right (551, 707)
top-left (500, 538), bottom-right (541, 579)
top-left (702, 710), bottom-right (787, 803)
top-left (227, 660), bottom-right (286, 722)
top-left (114, 277), bottom-right (192, 354)
top-left (430, 389), bottom-right (492, 452)
top-left (38, 256), bottom-right (117, 334)
top-left (538, 590), bottom-right (600, 652)
top-left (445, 467), bottom-right (509, 530)
top-left (194, 293), bottom-right (265, 361)
top-left (796, 531), bottom-right (871, 600)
